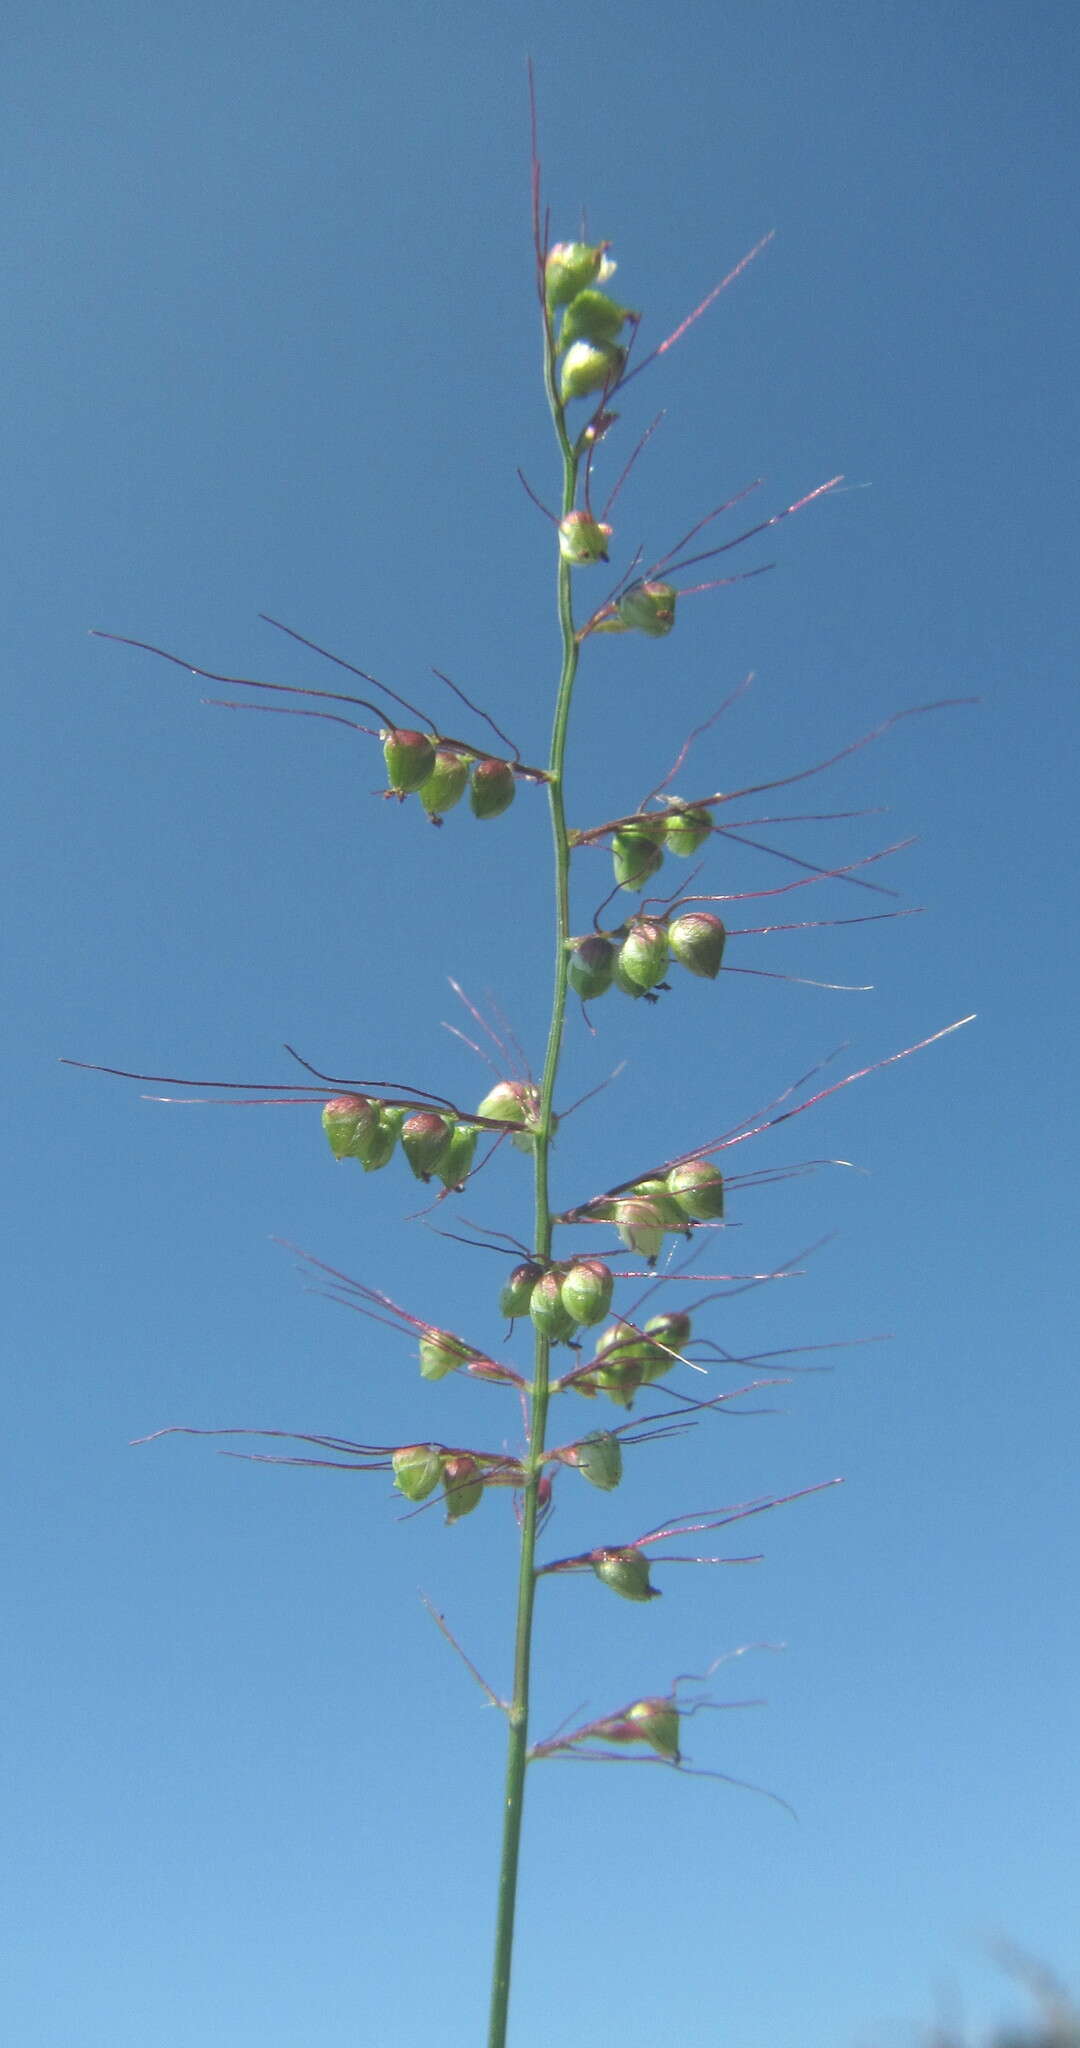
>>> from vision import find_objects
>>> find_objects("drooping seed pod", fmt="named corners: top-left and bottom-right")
top-left (593, 1547), bottom-right (659, 1602)
top-left (612, 825), bottom-right (665, 893)
top-left (668, 911), bottom-right (727, 979)
top-left (401, 1111), bottom-right (454, 1182)
top-left (663, 803), bottom-right (713, 857)
top-left (499, 1260), bottom-right (544, 1320)
top-left (383, 728), bottom-right (436, 795)
top-left (321, 1094), bottom-right (380, 1162)
top-left (572, 1429), bottom-right (623, 1491)
top-left (558, 510), bottom-right (613, 566)
top-left (544, 240), bottom-right (609, 309)
top-left (666, 1158), bottom-right (726, 1221)
top-left (560, 339), bottom-right (625, 403)
top-left (615, 581), bottom-right (676, 637)
top-left (437, 1122), bottom-right (479, 1190)
top-left (360, 1105), bottom-right (404, 1172)
top-left (617, 917), bottom-right (670, 992)
top-left (441, 1453), bottom-right (484, 1521)
top-left (611, 954), bottom-right (649, 999)
top-left (639, 1310), bottom-right (693, 1382)
top-left (591, 1319), bottom-right (650, 1408)
top-left (418, 746), bottom-right (471, 819)
top-left (632, 1177), bottom-right (691, 1232)
top-left (612, 1197), bottom-right (665, 1263)
top-left (558, 288), bottom-right (635, 350)
top-left (529, 1268), bottom-right (578, 1344)
top-left (391, 1443), bottom-right (443, 1502)
top-left (560, 1258), bottom-right (614, 1327)
top-left (475, 1079), bottom-right (547, 1152)
top-left (469, 757), bottom-right (516, 820)
top-left (418, 1329), bottom-right (476, 1382)
top-left (626, 1696), bottom-right (681, 1760)
top-left (568, 934), bottom-right (616, 1001)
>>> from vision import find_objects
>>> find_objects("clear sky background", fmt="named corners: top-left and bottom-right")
top-left (5, 5), bottom-right (1078, 2046)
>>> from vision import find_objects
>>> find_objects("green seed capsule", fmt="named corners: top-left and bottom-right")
top-left (632, 1178), bottom-right (690, 1232)
top-left (573, 1429), bottom-right (623, 1491)
top-left (558, 510), bottom-right (613, 565)
top-left (529, 1268), bottom-right (578, 1344)
top-left (611, 954), bottom-right (649, 999)
top-left (558, 288), bottom-right (635, 350)
top-left (612, 1196), bottom-right (667, 1264)
top-left (569, 934), bottom-right (616, 1000)
top-left (666, 1159), bottom-right (726, 1221)
top-left (612, 827), bottom-right (665, 894)
top-left (639, 1311), bottom-right (693, 1382)
top-left (383, 728), bottom-right (436, 794)
top-left (392, 1444), bottom-right (444, 1502)
top-left (418, 1330), bottom-right (475, 1381)
top-left (626, 1697), bottom-right (681, 1760)
top-left (437, 1122), bottom-right (479, 1190)
top-left (560, 339), bottom-right (625, 402)
top-left (321, 1094), bottom-right (380, 1162)
top-left (617, 918), bottom-right (670, 992)
top-left (469, 758), bottom-right (516, 819)
top-left (401, 1111), bottom-right (454, 1181)
top-left (591, 1322), bottom-right (649, 1408)
top-left (668, 911), bottom-right (726, 979)
top-left (615, 581), bottom-right (676, 637)
top-left (359, 1106), bottom-right (403, 1172)
top-left (560, 1258), bottom-right (614, 1327)
top-left (475, 1080), bottom-right (545, 1150)
top-left (499, 1259), bottom-right (544, 1319)
top-left (544, 240), bottom-right (608, 309)
top-left (418, 747), bottom-right (471, 818)
top-left (441, 1453), bottom-right (484, 1520)
top-left (593, 1547), bottom-right (659, 1602)
top-left (663, 804), bottom-right (713, 857)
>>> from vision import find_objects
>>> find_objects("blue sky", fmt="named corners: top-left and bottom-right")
top-left (5, 4), bottom-right (1078, 2045)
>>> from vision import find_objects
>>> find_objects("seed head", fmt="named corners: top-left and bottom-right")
top-left (469, 758), bottom-right (516, 820)
top-left (558, 288), bottom-right (636, 351)
top-left (663, 803), bottom-right (713, 857)
top-left (401, 1111), bottom-right (454, 1182)
top-left (557, 510), bottom-right (613, 566)
top-left (544, 240), bottom-right (611, 309)
top-left (391, 1444), bottom-right (443, 1502)
top-left (560, 1258), bottom-right (614, 1327)
top-left (441, 1453), bottom-right (484, 1521)
top-left (617, 917), bottom-right (670, 992)
top-left (418, 747), bottom-right (471, 819)
top-left (321, 1094), bottom-right (379, 1162)
top-left (593, 1547), bottom-right (659, 1603)
top-left (572, 1429), bottom-right (623, 1491)
top-left (614, 581), bottom-right (676, 637)
top-left (569, 934), bottom-right (616, 1000)
top-left (668, 911), bottom-right (727, 979)
top-left (666, 1159), bottom-right (726, 1221)
top-left (383, 728), bottom-right (436, 795)
top-left (626, 1697), bottom-right (681, 1760)
top-left (560, 339), bottom-right (625, 403)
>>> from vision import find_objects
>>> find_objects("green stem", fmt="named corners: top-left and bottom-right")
top-left (486, 333), bottom-right (581, 2048)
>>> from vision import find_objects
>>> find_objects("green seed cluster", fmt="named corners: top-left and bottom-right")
top-left (571, 1309), bottom-right (693, 1409)
top-left (321, 1095), bottom-right (479, 1189)
top-left (545, 240), bottom-right (637, 405)
top-left (569, 908), bottom-right (726, 1003)
top-left (609, 798), bottom-right (714, 892)
top-left (391, 1443), bottom-right (522, 1523)
top-left (580, 1159), bottom-right (725, 1266)
top-left (382, 729), bottom-right (517, 822)
top-left (499, 1256), bottom-right (615, 1344)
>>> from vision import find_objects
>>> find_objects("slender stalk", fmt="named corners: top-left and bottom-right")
top-left (486, 322), bottom-right (581, 2048)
